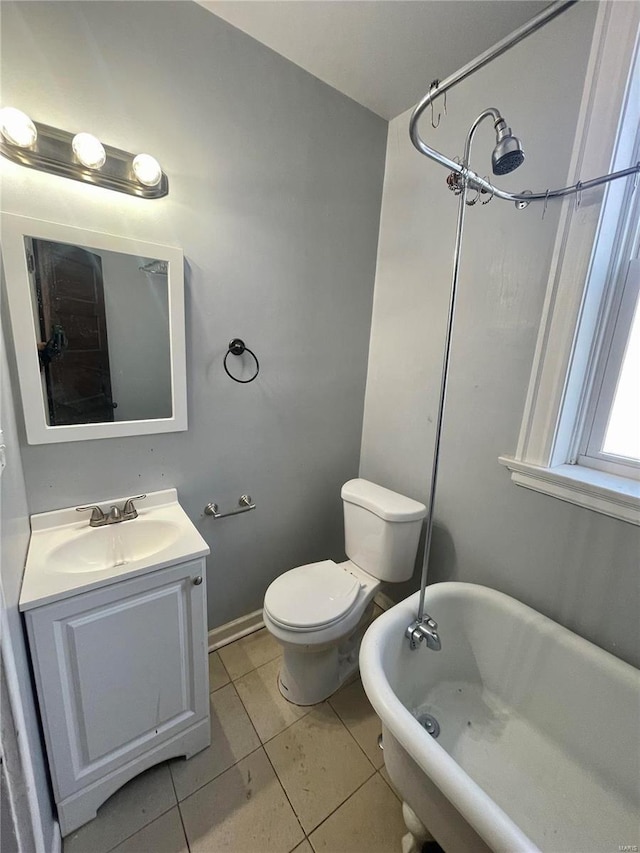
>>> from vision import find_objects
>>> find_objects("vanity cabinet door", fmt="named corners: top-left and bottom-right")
top-left (25, 559), bottom-right (208, 801)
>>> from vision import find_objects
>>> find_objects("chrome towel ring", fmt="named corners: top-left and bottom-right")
top-left (223, 338), bottom-right (260, 384)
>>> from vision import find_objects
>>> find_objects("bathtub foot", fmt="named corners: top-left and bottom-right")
top-left (401, 802), bottom-right (434, 853)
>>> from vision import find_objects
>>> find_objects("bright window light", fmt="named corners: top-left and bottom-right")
top-left (603, 291), bottom-right (640, 461)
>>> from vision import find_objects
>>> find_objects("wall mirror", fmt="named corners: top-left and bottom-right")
top-left (1, 214), bottom-right (187, 443)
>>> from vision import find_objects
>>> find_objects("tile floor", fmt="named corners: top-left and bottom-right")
top-left (63, 620), bottom-right (407, 853)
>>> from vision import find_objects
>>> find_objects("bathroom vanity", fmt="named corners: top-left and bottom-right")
top-left (19, 489), bottom-right (210, 836)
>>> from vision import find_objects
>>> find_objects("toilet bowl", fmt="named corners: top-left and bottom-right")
top-left (263, 479), bottom-right (426, 705)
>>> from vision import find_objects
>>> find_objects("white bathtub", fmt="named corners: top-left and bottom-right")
top-left (360, 583), bottom-right (640, 853)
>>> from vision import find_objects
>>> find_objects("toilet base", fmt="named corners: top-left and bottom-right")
top-left (275, 605), bottom-right (373, 706)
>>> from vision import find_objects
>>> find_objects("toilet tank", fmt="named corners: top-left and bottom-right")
top-left (341, 479), bottom-right (427, 583)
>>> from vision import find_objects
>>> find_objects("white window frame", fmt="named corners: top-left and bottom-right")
top-left (499, 1), bottom-right (640, 526)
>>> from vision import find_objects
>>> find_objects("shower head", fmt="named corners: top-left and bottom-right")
top-left (492, 118), bottom-right (525, 175)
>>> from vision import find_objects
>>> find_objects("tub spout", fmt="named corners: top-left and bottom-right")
top-left (406, 617), bottom-right (441, 651)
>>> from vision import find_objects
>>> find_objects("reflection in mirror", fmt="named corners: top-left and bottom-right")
top-left (26, 238), bottom-right (172, 426)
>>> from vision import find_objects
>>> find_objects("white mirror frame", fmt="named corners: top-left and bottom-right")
top-left (1, 213), bottom-right (187, 444)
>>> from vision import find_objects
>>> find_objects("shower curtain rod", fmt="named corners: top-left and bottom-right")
top-left (409, 0), bottom-right (640, 205)
top-left (406, 1), bottom-right (638, 648)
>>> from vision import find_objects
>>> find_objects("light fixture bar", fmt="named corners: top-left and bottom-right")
top-left (0, 120), bottom-right (168, 199)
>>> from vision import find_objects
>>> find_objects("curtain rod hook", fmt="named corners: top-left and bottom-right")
top-left (481, 178), bottom-right (495, 205)
top-left (542, 189), bottom-right (550, 220)
top-left (429, 80), bottom-right (446, 129)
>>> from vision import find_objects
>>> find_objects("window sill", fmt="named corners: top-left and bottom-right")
top-left (498, 456), bottom-right (640, 526)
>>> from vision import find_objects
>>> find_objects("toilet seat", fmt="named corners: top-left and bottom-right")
top-left (264, 560), bottom-right (361, 631)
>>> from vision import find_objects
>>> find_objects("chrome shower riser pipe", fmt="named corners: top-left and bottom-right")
top-left (416, 171), bottom-right (468, 625)
top-left (416, 112), bottom-right (490, 626)
top-left (409, 0), bottom-right (640, 205)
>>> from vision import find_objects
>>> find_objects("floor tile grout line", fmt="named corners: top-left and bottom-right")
top-left (169, 764), bottom-right (192, 853)
top-left (207, 655), bottom-right (231, 694)
top-left (262, 742), bottom-right (307, 844)
top-left (209, 676), bottom-right (231, 696)
top-left (98, 767), bottom-right (178, 853)
top-left (215, 649), bottom-right (231, 682)
top-left (232, 663), bottom-right (316, 747)
top-left (226, 679), bottom-right (264, 748)
top-left (233, 664), bottom-right (377, 769)
top-left (230, 655), bottom-right (282, 681)
top-left (326, 692), bottom-right (380, 775)
top-left (216, 631), bottom-right (282, 683)
top-left (304, 765), bottom-right (378, 840)
top-left (377, 768), bottom-right (401, 802)
top-left (226, 649), bottom-right (283, 685)
top-left (326, 676), bottom-right (384, 772)
top-left (208, 647), bottom-right (387, 845)
top-left (174, 742), bottom-right (308, 853)
top-left (258, 704), bottom-right (314, 746)
top-left (173, 740), bottom-right (267, 805)
top-left (177, 666), bottom-right (283, 806)
top-left (263, 703), bottom-right (376, 839)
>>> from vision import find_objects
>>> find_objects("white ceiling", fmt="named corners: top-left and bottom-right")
top-left (197, 1), bottom-right (549, 120)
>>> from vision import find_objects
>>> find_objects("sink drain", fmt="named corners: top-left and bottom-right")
top-left (416, 712), bottom-right (440, 738)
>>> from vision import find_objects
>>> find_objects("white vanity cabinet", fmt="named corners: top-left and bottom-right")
top-left (24, 557), bottom-right (210, 836)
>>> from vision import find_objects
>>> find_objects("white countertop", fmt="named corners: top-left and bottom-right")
top-left (20, 488), bottom-right (210, 611)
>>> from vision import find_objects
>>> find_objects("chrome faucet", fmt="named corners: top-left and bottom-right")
top-left (76, 495), bottom-right (147, 528)
top-left (405, 615), bottom-right (441, 651)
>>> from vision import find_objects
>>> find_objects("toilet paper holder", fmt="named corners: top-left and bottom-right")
top-left (204, 495), bottom-right (256, 519)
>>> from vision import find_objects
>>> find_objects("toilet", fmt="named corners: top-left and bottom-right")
top-left (263, 478), bottom-right (427, 705)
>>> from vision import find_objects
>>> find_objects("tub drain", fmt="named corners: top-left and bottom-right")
top-left (416, 713), bottom-right (440, 738)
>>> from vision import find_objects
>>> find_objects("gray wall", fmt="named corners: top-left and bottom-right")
top-left (360, 1), bottom-right (640, 669)
top-left (0, 319), bottom-right (56, 852)
top-left (0, 1), bottom-right (387, 629)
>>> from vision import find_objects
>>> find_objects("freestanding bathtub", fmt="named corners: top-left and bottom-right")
top-left (360, 582), bottom-right (640, 853)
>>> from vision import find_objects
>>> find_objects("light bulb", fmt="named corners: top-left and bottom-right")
top-left (132, 153), bottom-right (162, 187)
top-left (0, 107), bottom-right (37, 148)
top-left (72, 132), bottom-right (106, 169)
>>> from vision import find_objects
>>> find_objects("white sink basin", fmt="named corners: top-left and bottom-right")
top-left (48, 519), bottom-right (183, 573)
top-left (20, 488), bottom-right (209, 610)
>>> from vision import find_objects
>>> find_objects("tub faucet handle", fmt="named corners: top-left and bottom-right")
top-left (406, 614), bottom-right (441, 651)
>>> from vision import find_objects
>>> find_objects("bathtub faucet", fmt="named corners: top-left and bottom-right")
top-left (406, 615), bottom-right (441, 651)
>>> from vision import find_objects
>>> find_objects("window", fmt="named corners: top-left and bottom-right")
top-left (499, 2), bottom-right (640, 526)
top-left (580, 251), bottom-right (639, 477)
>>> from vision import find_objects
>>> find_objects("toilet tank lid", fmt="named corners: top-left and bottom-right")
top-left (341, 479), bottom-right (427, 522)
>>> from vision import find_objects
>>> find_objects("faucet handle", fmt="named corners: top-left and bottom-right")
top-left (123, 494), bottom-right (147, 517)
top-left (76, 505), bottom-right (106, 524)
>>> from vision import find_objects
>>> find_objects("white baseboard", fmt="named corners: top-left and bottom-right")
top-left (208, 609), bottom-right (264, 652)
top-left (374, 592), bottom-right (395, 611)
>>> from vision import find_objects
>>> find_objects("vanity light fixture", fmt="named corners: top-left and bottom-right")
top-left (0, 108), bottom-right (168, 198)
top-left (0, 107), bottom-right (38, 148)
top-left (132, 153), bottom-right (162, 187)
top-left (71, 132), bottom-right (106, 169)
